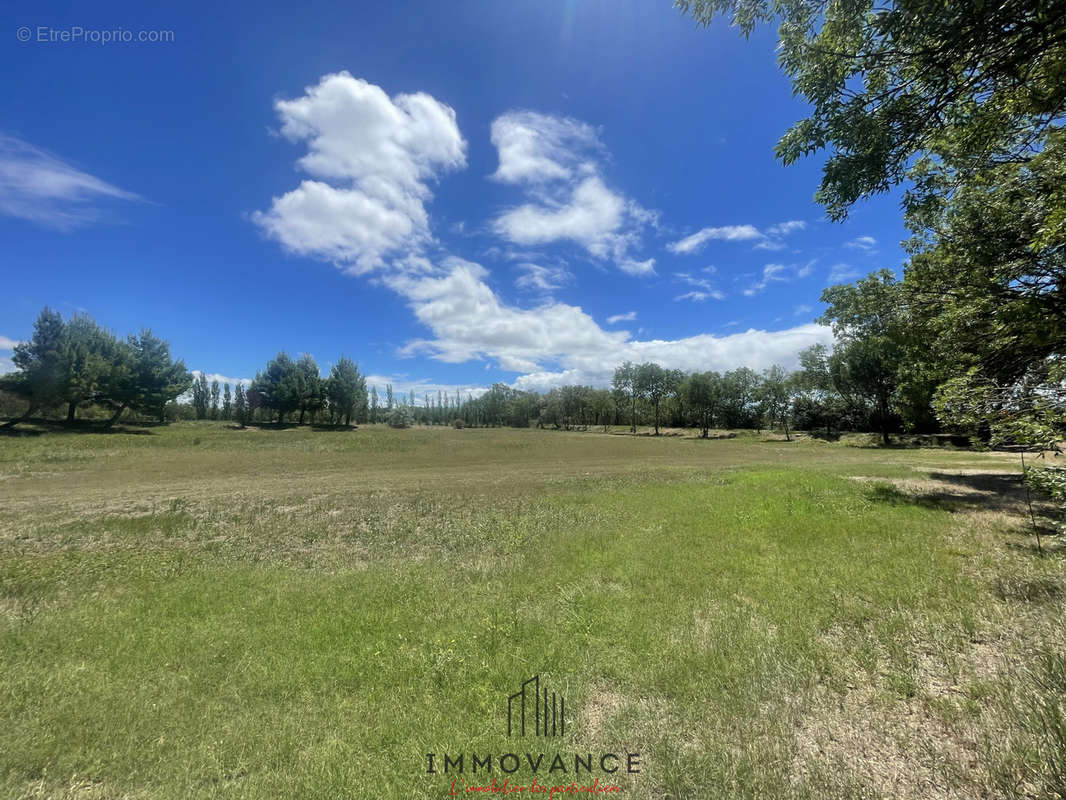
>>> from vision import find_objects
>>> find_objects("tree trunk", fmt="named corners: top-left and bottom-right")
top-left (104, 403), bottom-right (128, 429)
top-left (654, 401), bottom-right (660, 436)
top-left (299, 408), bottom-right (306, 425)
top-left (67, 402), bottom-right (77, 424)
top-left (2, 404), bottom-right (37, 429)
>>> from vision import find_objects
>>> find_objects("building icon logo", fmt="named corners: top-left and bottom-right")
top-left (507, 675), bottom-right (565, 737)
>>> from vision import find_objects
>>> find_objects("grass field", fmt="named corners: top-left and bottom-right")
top-left (1, 422), bottom-right (1064, 799)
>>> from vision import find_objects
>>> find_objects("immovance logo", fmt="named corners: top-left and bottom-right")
top-left (424, 674), bottom-right (641, 795)
top-left (508, 675), bottom-right (565, 737)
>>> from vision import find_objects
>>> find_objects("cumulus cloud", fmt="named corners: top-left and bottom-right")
top-left (250, 82), bottom-right (830, 393)
top-left (252, 72), bottom-right (466, 273)
top-left (512, 321), bottom-right (831, 392)
top-left (490, 111), bottom-right (653, 273)
top-left (384, 258), bottom-right (830, 390)
top-left (490, 111), bottom-right (600, 184)
top-left (0, 135), bottom-right (140, 229)
top-left (364, 374), bottom-right (487, 404)
top-left (387, 258), bottom-right (630, 372)
top-left (669, 220), bottom-right (805, 255)
top-left (0, 335), bottom-right (21, 350)
top-left (191, 370), bottom-right (252, 387)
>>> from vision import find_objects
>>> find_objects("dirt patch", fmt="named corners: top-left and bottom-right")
top-left (793, 682), bottom-right (987, 800)
top-left (582, 687), bottom-right (627, 741)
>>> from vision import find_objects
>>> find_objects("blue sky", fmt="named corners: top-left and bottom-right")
top-left (1, 0), bottom-right (906, 397)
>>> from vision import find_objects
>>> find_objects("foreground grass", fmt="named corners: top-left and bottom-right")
top-left (1, 423), bottom-right (1063, 799)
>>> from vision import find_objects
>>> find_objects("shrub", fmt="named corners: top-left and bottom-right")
top-left (1025, 465), bottom-right (1066, 533)
top-left (452, 418), bottom-right (465, 429)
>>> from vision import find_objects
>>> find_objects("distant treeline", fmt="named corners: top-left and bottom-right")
top-left (0, 294), bottom-right (920, 441)
top-left (5, 264), bottom-right (1056, 444)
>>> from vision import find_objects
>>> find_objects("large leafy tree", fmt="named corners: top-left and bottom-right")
top-left (757, 364), bottom-right (795, 440)
top-left (635, 362), bottom-right (671, 435)
top-left (683, 371), bottom-right (722, 438)
top-left (677, 0), bottom-right (1066, 220)
top-left (718, 367), bottom-right (760, 428)
top-left (818, 270), bottom-right (909, 443)
top-left (904, 131), bottom-right (1066, 386)
top-left (612, 361), bottom-right (639, 433)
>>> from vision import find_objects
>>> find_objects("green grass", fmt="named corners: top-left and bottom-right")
top-left (1, 422), bottom-right (1063, 799)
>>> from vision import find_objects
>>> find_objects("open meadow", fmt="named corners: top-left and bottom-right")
top-left (1, 423), bottom-right (1064, 800)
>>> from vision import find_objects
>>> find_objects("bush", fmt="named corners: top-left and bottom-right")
top-left (387, 407), bottom-right (413, 429)
top-left (452, 418), bottom-right (465, 429)
top-left (1025, 465), bottom-right (1066, 533)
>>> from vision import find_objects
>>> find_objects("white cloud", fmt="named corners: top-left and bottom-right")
top-left (0, 135), bottom-right (140, 229)
top-left (828, 263), bottom-right (861, 282)
top-left (743, 260), bottom-right (815, 296)
top-left (191, 370), bottom-right (252, 387)
top-left (0, 356), bottom-right (13, 375)
top-left (606, 311), bottom-right (637, 324)
top-left (674, 271), bottom-right (726, 300)
top-left (515, 262), bottom-right (571, 292)
top-left (387, 259), bottom-right (630, 370)
top-left (250, 87), bottom-right (829, 392)
top-left (0, 335), bottom-right (21, 350)
top-left (674, 290), bottom-right (724, 302)
top-left (495, 176), bottom-right (623, 251)
top-left (490, 111), bottom-right (600, 184)
top-left (794, 304), bottom-right (813, 315)
top-left (669, 220), bottom-right (805, 255)
top-left (618, 257), bottom-right (656, 276)
top-left (490, 112), bottom-right (653, 273)
top-left (385, 258), bottom-right (830, 390)
top-left (364, 375), bottom-right (487, 405)
top-left (767, 220), bottom-right (806, 237)
top-left (845, 235), bottom-right (877, 251)
top-left (668, 225), bottom-right (761, 254)
top-left (252, 72), bottom-right (466, 273)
